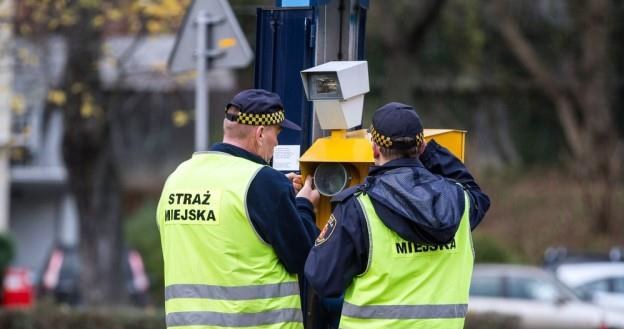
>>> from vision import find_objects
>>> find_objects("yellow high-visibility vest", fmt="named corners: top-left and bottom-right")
top-left (157, 152), bottom-right (303, 329)
top-left (340, 192), bottom-right (474, 329)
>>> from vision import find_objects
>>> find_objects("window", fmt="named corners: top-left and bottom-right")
top-left (508, 277), bottom-right (559, 302)
top-left (613, 277), bottom-right (624, 293)
top-left (578, 279), bottom-right (609, 294)
top-left (470, 276), bottom-right (503, 297)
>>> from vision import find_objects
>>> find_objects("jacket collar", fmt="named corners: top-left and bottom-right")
top-left (210, 143), bottom-right (268, 165)
top-left (368, 157), bottom-right (424, 177)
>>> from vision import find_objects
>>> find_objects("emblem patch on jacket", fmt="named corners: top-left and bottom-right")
top-left (315, 214), bottom-right (337, 246)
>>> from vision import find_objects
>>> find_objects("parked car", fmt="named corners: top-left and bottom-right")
top-left (543, 246), bottom-right (623, 268)
top-left (543, 247), bottom-right (624, 312)
top-left (554, 262), bottom-right (624, 312)
top-left (469, 264), bottom-right (624, 329)
top-left (39, 245), bottom-right (150, 306)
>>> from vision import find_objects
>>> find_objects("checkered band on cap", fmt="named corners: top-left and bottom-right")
top-left (370, 125), bottom-right (425, 149)
top-left (370, 126), bottom-right (393, 148)
top-left (235, 110), bottom-right (285, 126)
top-left (413, 132), bottom-right (425, 148)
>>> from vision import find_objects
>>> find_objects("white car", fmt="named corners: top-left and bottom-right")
top-left (469, 264), bottom-right (624, 329)
top-left (554, 262), bottom-right (624, 312)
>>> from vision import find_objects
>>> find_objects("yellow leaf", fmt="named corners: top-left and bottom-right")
top-left (10, 147), bottom-right (25, 162)
top-left (16, 48), bottom-right (40, 66)
top-left (172, 110), bottom-right (190, 127)
top-left (71, 83), bottom-right (84, 94)
top-left (106, 8), bottom-right (123, 21)
top-left (144, 5), bottom-right (168, 18)
top-left (80, 100), bottom-right (94, 118)
top-left (92, 15), bottom-right (105, 28)
top-left (146, 20), bottom-right (162, 33)
top-left (78, 0), bottom-right (99, 9)
top-left (101, 43), bottom-right (113, 55)
top-left (54, 1), bottom-right (67, 12)
top-left (60, 13), bottom-right (77, 26)
top-left (32, 10), bottom-right (45, 24)
top-left (48, 19), bottom-right (59, 30)
top-left (163, 0), bottom-right (184, 16)
top-left (47, 90), bottom-right (66, 106)
top-left (80, 93), bottom-right (103, 118)
top-left (11, 95), bottom-right (25, 115)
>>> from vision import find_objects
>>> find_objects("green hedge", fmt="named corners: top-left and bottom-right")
top-left (465, 312), bottom-right (521, 329)
top-left (0, 233), bottom-right (15, 303)
top-left (124, 200), bottom-right (164, 306)
top-left (0, 303), bottom-right (518, 329)
top-left (0, 233), bottom-right (15, 275)
top-left (0, 303), bottom-right (164, 329)
top-left (472, 234), bottom-right (522, 263)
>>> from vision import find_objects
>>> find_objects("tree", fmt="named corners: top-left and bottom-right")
top-left (366, 0), bottom-right (525, 170)
top-left (367, 0), bottom-right (448, 104)
top-left (489, 0), bottom-right (622, 234)
top-left (13, 0), bottom-right (188, 305)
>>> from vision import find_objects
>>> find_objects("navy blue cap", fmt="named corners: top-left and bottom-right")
top-left (370, 102), bottom-right (424, 149)
top-left (225, 89), bottom-right (301, 131)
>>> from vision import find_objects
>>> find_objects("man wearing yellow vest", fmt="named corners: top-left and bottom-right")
top-left (157, 89), bottom-right (320, 329)
top-left (305, 102), bottom-right (490, 329)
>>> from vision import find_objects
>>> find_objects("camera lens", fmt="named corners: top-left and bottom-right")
top-left (313, 163), bottom-right (349, 197)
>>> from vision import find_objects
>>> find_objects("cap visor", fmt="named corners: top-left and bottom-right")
top-left (280, 119), bottom-right (301, 131)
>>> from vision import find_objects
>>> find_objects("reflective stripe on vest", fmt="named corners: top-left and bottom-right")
top-left (165, 282), bottom-right (300, 300)
top-left (167, 308), bottom-right (303, 327)
top-left (157, 152), bottom-right (302, 329)
top-left (339, 191), bottom-right (473, 329)
top-left (342, 302), bottom-right (468, 319)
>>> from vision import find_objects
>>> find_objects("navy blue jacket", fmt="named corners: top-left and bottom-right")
top-left (211, 143), bottom-right (319, 275)
top-left (304, 140), bottom-right (490, 298)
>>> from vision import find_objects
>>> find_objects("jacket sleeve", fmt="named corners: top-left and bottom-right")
top-left (419, 140), bottom-right (491, 229)
top-left (247, 167), bottom-right (319, 275)
top-left (304, 197), bottom-right (369, 298)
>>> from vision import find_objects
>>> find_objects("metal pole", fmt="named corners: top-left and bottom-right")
top-left (195, 10), bottom-right (209, 152)
top-left (0, 0), bottom-right (14, 232)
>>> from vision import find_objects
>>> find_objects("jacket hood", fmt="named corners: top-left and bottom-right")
top-left (364, 163), bottom-right (465, 244)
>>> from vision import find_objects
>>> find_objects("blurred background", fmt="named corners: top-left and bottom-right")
top-left (0, 0), bottom-right (622, 328)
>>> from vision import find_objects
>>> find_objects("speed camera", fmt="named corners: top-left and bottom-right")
top-left (301, 61), bottom-right (369, 129)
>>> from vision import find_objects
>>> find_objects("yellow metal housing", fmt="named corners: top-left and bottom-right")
top-left (423, 129), bottom-right (466, 162)
top-left (300, 129), bottom-right (466, 228)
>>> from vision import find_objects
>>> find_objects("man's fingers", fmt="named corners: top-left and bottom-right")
top-left (285, 172), bottom-right (296, 181)
top-left (303, 175), bottom-right (314, 188)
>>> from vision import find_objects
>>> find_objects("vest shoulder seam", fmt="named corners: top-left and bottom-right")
top-left (243, 165), bottom-right (271, 246)
top-left (356, 195), bottom-right (373, 277)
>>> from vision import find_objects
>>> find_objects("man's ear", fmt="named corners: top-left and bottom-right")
top-left (372, 143), bottom-right (380, 159)
top-left (254, 126), bottom-right (265, 143)
top-left (418, 140), bottom-right (427, 156)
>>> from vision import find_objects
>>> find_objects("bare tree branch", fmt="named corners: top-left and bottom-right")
top-left (492, 1), bottom-right (584, 156)
top-left (406, 0), bottom-right (448, 52)
top-left (579, 0), bottom-right (610, 133)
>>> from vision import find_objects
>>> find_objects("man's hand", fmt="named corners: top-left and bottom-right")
top-left (296, 176), bottom-right (320, 207)
top-left (286, 172), bottom-right (303, 193)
